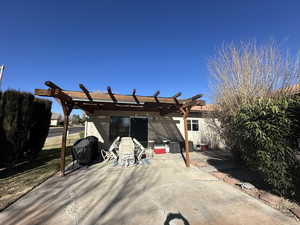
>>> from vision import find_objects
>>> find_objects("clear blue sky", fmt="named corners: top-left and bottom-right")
top-left (1, 0), bottom-right (300, 113)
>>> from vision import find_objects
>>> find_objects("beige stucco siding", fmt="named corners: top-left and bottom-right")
top-left (85, 110), bottom-right (224, 149)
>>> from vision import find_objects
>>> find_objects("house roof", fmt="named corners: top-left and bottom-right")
top-left (188, 83), bottom-right (300, 113)
top-left (191, 104), bottom-right (215, 112)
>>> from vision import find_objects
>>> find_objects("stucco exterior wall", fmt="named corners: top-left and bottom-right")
top-left (171, 116), bottom-right (223, 148)
top-left (85, 110), bottom-right (224, 149)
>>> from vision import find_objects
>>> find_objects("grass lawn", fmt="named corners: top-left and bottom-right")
top-left (0, 134), bottom-right (80, 211)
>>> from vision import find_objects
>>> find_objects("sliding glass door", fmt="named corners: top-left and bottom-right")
top-left (130, 118), bottom-right (148, 147)
top-left (110, 116), bottom-right (148, 147)
top-left (110, 116), bottom-right (130, 141)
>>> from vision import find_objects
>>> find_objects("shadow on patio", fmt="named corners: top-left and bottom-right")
top-left (198, 149), bottom-right (274, 192)
top-left (0, 161), bottom-right (161, 225)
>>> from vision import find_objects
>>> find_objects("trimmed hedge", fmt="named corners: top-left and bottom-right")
top-left (0, 90), bottom-right (52, 166)
top-left (230, 97), bottom-right (300, 198)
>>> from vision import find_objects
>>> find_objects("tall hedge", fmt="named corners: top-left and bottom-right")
top-left (0, 90), bottom-right (52, 167)
top-left (231, 97), bottom-right (300, 198)
top-left (27, 99), bottom-right (52, 159)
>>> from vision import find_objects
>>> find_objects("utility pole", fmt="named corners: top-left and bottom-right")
top-left (0, 65), bottom-right (4, 90)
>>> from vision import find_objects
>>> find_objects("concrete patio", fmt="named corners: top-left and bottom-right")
top-left (0, 153), bottom-right (298, 225)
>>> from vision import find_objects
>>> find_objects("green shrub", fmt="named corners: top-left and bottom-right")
top-left (0, 90), bottom-right (52, 166)
top-left (27, 99), bottom-right (52, 160)
top-left (1, 90), bottom-right (22, 165)
top-left (231, 97), bottom-right (300, 198)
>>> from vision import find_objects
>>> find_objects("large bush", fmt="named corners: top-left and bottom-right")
top-left (27, 99), bottom-right (52, 159)
top-left (208, 41), bottom-right (300, 200)
top-left (0, 90), bottom-right (52, 166)
top-left (231, 97), bottom-right (300, 198)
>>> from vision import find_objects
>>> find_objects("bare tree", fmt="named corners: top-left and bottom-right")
top-left (209, 41), bottom-right (300, 118)
top-left (207, 41), bottom-right (300, 150)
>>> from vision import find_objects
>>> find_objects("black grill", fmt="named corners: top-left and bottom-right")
top-left (72, 136), bottom-right (99, 165)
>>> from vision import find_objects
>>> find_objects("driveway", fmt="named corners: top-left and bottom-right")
top-left (0, 154), bottom-right (297, 225)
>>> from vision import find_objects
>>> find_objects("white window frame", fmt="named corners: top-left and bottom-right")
top-left (187, 119), bottom-right (199, 131)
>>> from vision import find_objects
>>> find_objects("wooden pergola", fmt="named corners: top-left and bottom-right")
top-left (35, 81), bottom-right (205, 176)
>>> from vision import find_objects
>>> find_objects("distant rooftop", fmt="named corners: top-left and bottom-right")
top-left (191, 104), bottom-right (215, 112)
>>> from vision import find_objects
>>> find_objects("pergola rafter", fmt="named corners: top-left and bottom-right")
top-left (132, 89), bottom-right (140, 104)
top-left (172, 92), bottom-right (181, 105)
top-left (79, 84), bottom-right (93, 102)
top-left (35, 81), bottom-right (205, 176)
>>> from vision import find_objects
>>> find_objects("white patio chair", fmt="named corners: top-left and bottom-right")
top-left (132, 138), bottom-right (145, 161)
top-left (100, 136), bottom-right (120, 162)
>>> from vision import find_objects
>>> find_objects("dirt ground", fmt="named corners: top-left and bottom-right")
top-left (0, 133), bottom-right (80, 211)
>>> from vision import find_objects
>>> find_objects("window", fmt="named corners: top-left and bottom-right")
top-left (192, 120), bottom-right (199, 131)
top-left (187, 119), bottom-right (199, 131)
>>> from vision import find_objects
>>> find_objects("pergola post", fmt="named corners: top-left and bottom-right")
top-left (61, 112), bottom-right (69, 175)
top-left (44, 81), bottom-right (74, 176)
top-left (60, 100), bottom-right (73, 176)
top-left (180, 106), bottom-right (191, 167)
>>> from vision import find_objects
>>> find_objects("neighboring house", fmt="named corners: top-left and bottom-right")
top-left (85, 104), bottom-right (223, 150)
top-left (50, 112), bottom-right (61, 126)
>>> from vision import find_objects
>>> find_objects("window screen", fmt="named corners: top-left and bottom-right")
top-left (187, 119), bottom-right (199, 131)
top-left (192, 120), bottom-right (199, 131)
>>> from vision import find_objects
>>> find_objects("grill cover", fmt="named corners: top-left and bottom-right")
top-left (72, 136), bottom-right (99, 165)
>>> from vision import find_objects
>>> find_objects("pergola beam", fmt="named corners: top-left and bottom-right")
top-left (35, 88), bottom-right (205, 106)
top-left (44, 81), bottom-right (72, 103)
top-left (107, 86), bottom-right (117, 103)
top-left (181, 94), bottom-right (203, 108)
top-left (79, 84), bottom-right (93, 101)
top-left (153, 91), bottom-right (160, 103)
top-left (182, 100), bottom-right (203, 108)
top-left (173, 92), bottom-right (182, 98)
top-left (132, 89), bottom-right (136, 96)
top-left (132, 89), bottom-right (140, 104)
top-left (153, 90), bottom-right (160, 97)
top-left (45, 81), bottom-right (62, 90)
top-left (172, 92), bottom-right (182, 105)
top-left (186, 94), bottom-right (203, 102)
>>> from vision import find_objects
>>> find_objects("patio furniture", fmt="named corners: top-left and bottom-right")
top-left (133, 138), bottom-right (146, 161)
top-left (101, 136), bottom-right (147, 166)
top-left (100, 136), bottom-right (120, 162)
top-left (145, 148), bottom-right (154, 159)
top-left (118, 137), bottom-right (135, 166)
